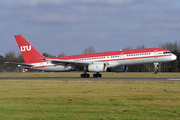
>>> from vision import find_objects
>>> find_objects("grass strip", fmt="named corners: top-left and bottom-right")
top-left (0, 80), bottom-right (180, 120)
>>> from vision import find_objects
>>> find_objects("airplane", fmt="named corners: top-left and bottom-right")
top-left (6, 35), bottom-right (177, 78)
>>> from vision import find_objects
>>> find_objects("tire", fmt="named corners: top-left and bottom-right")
top-left (81, 74), bottom-right (85, 78)
top-left (153, 71), bottom-right (157, 74)
top-left (85, 74), bottom-right (90, 78)
top-left (97, 74), bottom-right (102, 77)
top-left (93, 74), bottom-right (97, 77)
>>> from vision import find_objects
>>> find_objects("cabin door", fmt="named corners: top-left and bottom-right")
top-left (120, 52), bottom-right (124, 60)
top-left (154, 50), bottom-right (158, 58)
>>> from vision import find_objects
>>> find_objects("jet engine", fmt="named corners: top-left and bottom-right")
top-left (107, 66), bottom-right (128, 72)
top-left (88, 63), bottom-right (107, 72)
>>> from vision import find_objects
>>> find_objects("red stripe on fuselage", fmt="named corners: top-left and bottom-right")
top-left (48, 48), bottom-right (169, 60)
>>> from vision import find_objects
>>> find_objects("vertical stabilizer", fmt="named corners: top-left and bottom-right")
top-left (14, 35), bottom-right (45, 63)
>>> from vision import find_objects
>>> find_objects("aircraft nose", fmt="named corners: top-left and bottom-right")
top-left (171, 54), bottom-right (177, 61)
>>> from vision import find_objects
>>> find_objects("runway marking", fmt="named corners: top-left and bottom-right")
top-left (167, 79), bottom-right (180, 81)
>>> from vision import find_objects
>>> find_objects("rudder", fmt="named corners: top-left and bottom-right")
top-left (14, 35), bottom-right (45, 63)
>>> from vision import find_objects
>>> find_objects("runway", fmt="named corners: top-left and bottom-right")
top-left (0, 77), bottom-right (180, 81)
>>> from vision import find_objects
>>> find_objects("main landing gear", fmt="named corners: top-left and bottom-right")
top-left (93, 72), bottom-right (102, 77)
top-left (81, 73), bottom-right (90, 78)
top-left (81, 66), bottom-right (90, 78)
top-left (81, 72), bottom-right (102, 78)
top-left (81, 67), bottom-right (102, 78)
top-left (153, 63), bottom-right (159, 74)
top-left (81, 66), bottom-right (102, 78)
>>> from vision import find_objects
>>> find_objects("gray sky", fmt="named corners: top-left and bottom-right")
top-left (1, 0), bottom-right (180, 57)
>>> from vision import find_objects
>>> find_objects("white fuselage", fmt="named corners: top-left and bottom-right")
top-left (19, 50), bottom-right (176, 72)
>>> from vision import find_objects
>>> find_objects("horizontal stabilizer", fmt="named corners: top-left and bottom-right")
top-left (4, 62), bottom-right (33, 67)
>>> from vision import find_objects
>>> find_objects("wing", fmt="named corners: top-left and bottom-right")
top-left (45, 58), bottom-right (91, 66)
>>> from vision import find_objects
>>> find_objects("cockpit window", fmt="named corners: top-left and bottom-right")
top-left (163, 51), bottom-right (171, 54)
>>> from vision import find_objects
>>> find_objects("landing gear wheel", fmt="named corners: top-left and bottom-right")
top-left (153, 71), bottom-right (157, 74)
top-left (81, 74), bottom-right (85, 78)
top-left (81, 74), bottom-right (90, 78)
top-left (93, 73), bottom-right (102, 78)
top-left (97, 74), bottom-right (102, 77)
top-left (85, 74), bottom-right (90, 78)
top-left (93, 74), bottom-right (97, 77)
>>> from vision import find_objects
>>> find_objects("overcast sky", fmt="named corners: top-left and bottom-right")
top-left (0, 0), bottom-right (180, 57)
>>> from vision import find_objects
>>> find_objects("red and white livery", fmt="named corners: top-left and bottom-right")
top-left (10, 35), bottom-right (177, 77)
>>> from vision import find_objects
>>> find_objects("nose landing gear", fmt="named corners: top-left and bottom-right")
top-left (153, 63), bottom-right (159, 74)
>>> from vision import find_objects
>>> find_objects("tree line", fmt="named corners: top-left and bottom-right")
top-left (0, 42), bottom-right (179, 72)
top-left (125, 41), bottom-right (180, 72)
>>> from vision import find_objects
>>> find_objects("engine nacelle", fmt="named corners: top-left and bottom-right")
top-left (107, 66), bottom-right (128, 72)
top-left (88, 63), bottom-right (107, 72)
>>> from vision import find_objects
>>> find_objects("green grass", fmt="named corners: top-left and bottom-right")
top-left (0, 72), bottom-right (180, 78)
top-left (0, 80), bottom-right (180, 120)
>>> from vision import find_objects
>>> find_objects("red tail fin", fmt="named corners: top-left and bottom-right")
top-left (14, 35), bottom-right (45, 63)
